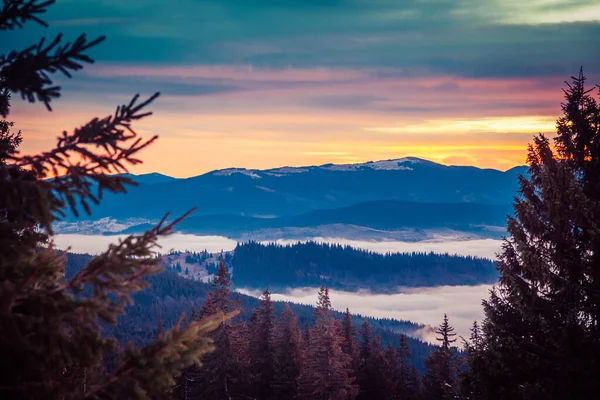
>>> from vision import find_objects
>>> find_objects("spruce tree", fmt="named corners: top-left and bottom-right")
top-left (464, 70), bottom-right (600, 400)
top-left (356, 318), bottom-right (372, 400)
top-left (422, 315), bottom-right (458, 400)
top-left (397, 334), bottom-right (420, 400)
top-left (0, 2), bottom-right (220, 398)
top-left (273, 303), bottom-right (305, 400)
top-left (298, 286), bottom-right (358, 400)
top-left (302, 321), bottom-right (310, 345)
top-left (459, 322), bottom-right (482, 399)
top-left (182, 259), bottom-right (244, 400)
top-left (356, 319), bottom-right (387, 400)
top-left (340, 308), bottom-right (360, 378)
top-left (248, 288), bottom-right (276, 400)
top-left (384, 344), bottom-right (401, 400)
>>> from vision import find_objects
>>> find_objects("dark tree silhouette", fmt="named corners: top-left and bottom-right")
top-left (179, 259), bottom-right (245, 400)
top-left (463, 70), bottom-right (600, 400)
top-left (273, 303), bottom-right (305, 400)
top-left (340, 308), bottom-right (360, 379)
top-left (248, 288), bottom-right (276, 399)
top-left (422, 315), bottom-right (458, 400)
top-left (0, 1), bottom-right (222, 399)
top-left (298, 286), bottom-right (358, 400)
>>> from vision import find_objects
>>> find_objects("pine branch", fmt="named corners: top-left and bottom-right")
top-left (67, 209), bottom-right (195, 324)
top-left (0, 33), bottom-right (105, 111)
top-left (6, 93), bottom-right (159, 231)
top-left (0, 0), bottom-right (54, 30)
top-left (85, 312), bottom-right (238, 400)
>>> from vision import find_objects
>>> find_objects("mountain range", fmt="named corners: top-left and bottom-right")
top-left (62, 158), bottom-right (526, 235)
top-left (118, 199), bottom-right (512, 239)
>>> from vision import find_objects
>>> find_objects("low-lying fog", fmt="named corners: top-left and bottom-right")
top-left (238, 285), bottom-right (493, 343)
top-left (53, 233), bottom-right (503, 259)
top-left (54, 233), bottom-right (499, 342)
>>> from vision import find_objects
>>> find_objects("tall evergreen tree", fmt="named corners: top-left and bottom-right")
top-left (0, 2), bottom-right (220, 398)
top-left (384, 344), bottom-right (401, 400)
top-left (178, 259), bottom-right (243, 400)
top-left (422, 315), bottom-right (458, 400)
top-left (459, 322), bottom-right (483, 399)
top-left (464, 71), bottom-right (600, 400)
top-left (340, 308), bottom-right (360, 377)
top-left (273, 303), bottom-right (305, 400)
top-left (356, 319), bottom-right (387, 400)
top-left (302, 321), bottom-right (310, 345)
top-left (397, 334), bottom-right (420, 400)
top-left (298, 286), bottom-right (358, 400)
top-left (248, 288), bottom-right (276, 400)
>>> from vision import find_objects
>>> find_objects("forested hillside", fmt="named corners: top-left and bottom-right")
top-left (231, 241), bottom-right (498, 291)
top-left (65, 253), bottom-right (435, 371)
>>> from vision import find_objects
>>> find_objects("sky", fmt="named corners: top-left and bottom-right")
top-left (5, 0), bottom-right (600, 177)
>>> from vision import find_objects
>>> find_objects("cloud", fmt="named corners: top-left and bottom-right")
top-left (366, 116), bottom-right (557, 135)
top-left (53, 234), bottom-right (503, 259)
top-left (238, 284), bottom-right (495, 343)
top-left (55, 231), bottom-right (497, 340)
top-left (5, 0), bottom-right (599, 176)
top-left (5, 0), bottom-right (597, 77)
top-left (52, 233), bottom-right (238, 255)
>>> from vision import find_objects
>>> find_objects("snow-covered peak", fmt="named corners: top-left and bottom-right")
top-left (213, 168), bottom-right (261, 179)
top-left (263, 166), bottom-right (309, 177)
top-left (320, 158), bottom-right (423, 172)
top-left (210, 158), bottom-right (432, 178)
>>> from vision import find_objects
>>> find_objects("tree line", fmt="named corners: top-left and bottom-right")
top-left (232, 241), bottom-right (497, 291)
top-left (173, 260), bottom-right (459, 400)
top-left (63, 252), bottom-right (434, 374)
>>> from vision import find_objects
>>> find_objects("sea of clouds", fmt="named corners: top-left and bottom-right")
top-left (53, 234), bottom-right (503, 259)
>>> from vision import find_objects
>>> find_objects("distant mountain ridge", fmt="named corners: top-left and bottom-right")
top-left (119, 199), bottom-right (511, 239)
top-left (64, 157), bottom-right (527, 222)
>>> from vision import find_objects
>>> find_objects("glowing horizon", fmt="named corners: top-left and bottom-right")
top-left (3, 0), bottom-right (598, 178)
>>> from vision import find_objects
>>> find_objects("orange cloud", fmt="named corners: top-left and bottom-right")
top-left (11, 65), bottom-right (571, 177)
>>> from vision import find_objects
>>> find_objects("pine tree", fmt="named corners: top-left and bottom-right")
top-left (356, 318), bottom-right (372, 400)
top-left (459, 322), bottom-right (482, 399)
top-left (186, 258), bottom-right (245, 400)
top-left (396, 335), bottom-right (421, 400)
top-left (368, 336), bottom-right (389, 399)
top-left (422, 315), bottom-right (458, 400)
top-left (356, 319), bottom-right (387, 400)
top-left (273, 303), bottom-right (305, 400)
top-left (248, 288), bottom-right (276, 400)
top-left (340, 308), bottom-right (360, 378)
top-left (298, 286), bottom-right (358, 400)
top-left (302, 321), bottom-right (310, 345)
top-left (464, 70), bottom-right (600, 400)
top-left (0, 2), bottom-right (220, 398)
top-left (384, 344), bottom-right (401, 400)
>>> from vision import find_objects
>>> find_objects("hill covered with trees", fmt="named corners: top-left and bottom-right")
top-left (65, 253), bottom-right (435, 373)
top-left (230, 241), bottom-right (498, 291)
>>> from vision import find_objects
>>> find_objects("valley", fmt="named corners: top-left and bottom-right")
top-left (53, 157), bottom-right (515, 342)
